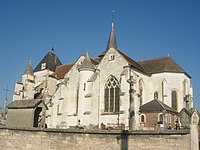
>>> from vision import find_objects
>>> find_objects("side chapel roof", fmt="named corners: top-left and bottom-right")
top-left (34, 48), bottom-right (62, 72)
top-left (7, 99), bottom-right (44, 109)
top-left (139, 99), bottom-right (177, 114)
top-left (54, 63), bottom-right (74, 79)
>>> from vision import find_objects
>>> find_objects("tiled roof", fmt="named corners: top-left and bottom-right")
top-left (55, 63), bottom-right (74, 79)
top-left (139, 99), bottom-right (177, 114)
top-left (138, 56), bottom-right (190, 77)
top-left (34, 50), bottom-right (62, 72)
top-left (7, 99), bottom-right (43, 109)
top-left (90, 57), bottom-right (101, 65)
top-left (117, 50), bottom-right (148, 74)
top-left (54, 55), bottom-right (99, 80)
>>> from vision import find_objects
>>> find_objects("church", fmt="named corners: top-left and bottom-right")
top-left (10, 20), bottom-right (194, 130)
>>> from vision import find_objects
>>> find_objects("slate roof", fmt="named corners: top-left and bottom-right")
top-left (7, 99), bottom-right (43, 109)
top-left (34, 49), bottom-right (62, 72)
top-left (79, 53), bottom-right (95, 71)
top-left (106, 21), bottom-right (118, 50)
top-left (55, 63), bottom-right (74, 79)
top-left (139, 99), bottom-right (177, 114)
top-left (23, 60), bottom-right (34, 76)
top-left (138, 56), bottom-right (190, 78)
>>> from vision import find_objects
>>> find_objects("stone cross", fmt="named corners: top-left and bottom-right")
top-left (127, 75), bottom-right (136, 130)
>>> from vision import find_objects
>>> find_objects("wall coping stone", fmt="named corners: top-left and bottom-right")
top-left (0, 126), bottom-right (190, 135)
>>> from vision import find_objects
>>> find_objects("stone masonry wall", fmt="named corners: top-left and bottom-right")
top-left (0, 127), bottom-right (190, 150)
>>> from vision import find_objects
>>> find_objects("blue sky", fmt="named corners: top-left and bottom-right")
top-left (0, 0), bottom-right (200, 110)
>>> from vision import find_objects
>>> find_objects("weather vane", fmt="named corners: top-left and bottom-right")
top-left (112, 10), bottom-right (115, 22)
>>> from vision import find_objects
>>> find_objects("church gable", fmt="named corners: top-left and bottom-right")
top-left (97, 48), bottom-right (128, 71)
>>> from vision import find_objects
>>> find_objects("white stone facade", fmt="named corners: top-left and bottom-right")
top-left (13, 22), bottom-right (193, 130)
top-left (47, 48), bottom-right (193, 129)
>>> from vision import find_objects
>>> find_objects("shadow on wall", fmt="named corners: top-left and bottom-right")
top-left (117, 130), bottom-right (128, 150)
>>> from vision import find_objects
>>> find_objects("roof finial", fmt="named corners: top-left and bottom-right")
top-left (112, 10), bottom-right (115, 27)
top-left (106, 10), bottom-right (117, 50)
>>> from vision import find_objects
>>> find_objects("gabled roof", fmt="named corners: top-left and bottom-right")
top-left (139, 99), bottom-right (177, 114)
top-left (7, 99), bottom-right (44, 109)
top-left (98, 48), bottom-right (148, 75)
top-left (34, 49), bottom-right (62, 72)
top-left (55, 63), bottom-right (74, 79)
top-left (23, 60), bottom-right (34, 76)
top-left (117, 50), bottom-right (148, 75)
top-left (138, 56), bottom-right (190, 78)
top-left (180, 107), bottom-right (200, 117)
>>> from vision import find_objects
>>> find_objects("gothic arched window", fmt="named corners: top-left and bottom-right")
top-left (183, 79), bottom-right (187, 96)
top-left (154, 91), bottom-right (158, 99)
top-left (158, 113), bottom-right (163, 124)
top-left (139, 79), bottom-right (144, 106)
top-left (104, 76), bottom-right (120, 112)
top-left (162, 79), bottom-right (167, 102)
top-left (171, 90), bottom-right (178, 111)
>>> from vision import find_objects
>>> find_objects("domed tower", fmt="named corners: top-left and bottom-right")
top-left (77, 52), bottom-right (95, 124)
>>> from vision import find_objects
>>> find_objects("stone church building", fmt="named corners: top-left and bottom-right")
top-left (11, 20), bottom-right (194, 130)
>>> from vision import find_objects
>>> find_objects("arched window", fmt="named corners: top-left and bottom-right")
top-left (140, 114), bottom-right (145, 123)
top-left (162, 79), bottom-right (167, 102)
top-left (76, 84), bottom-right (79, 115)
top-left (158, 114), bottom-right (163, 124)
top-left (104, 76), bottom-right (120, 112)
top-left (139, 79), bottom-right (144, 106)
top-left (171, 90), bottom-right (178, 111)
top-left (183, 79), bottom-right (188, 96)
top-left (168, 114), bottom-right (171, 123)
top-left (154, 91), bottom-right (158, 99)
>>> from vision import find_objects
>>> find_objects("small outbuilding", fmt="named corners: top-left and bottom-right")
top-left (139, 99), bottom-right (179, 130)
top-left (6, 99), bottom-right (47, 128)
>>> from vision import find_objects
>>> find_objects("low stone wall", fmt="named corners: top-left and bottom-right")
top-left (0, 127), bottom-right (190, 150)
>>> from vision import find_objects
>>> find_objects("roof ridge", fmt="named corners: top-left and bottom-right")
top-left (57, 63), bottom-right (75, 68)
top-left (156, 99), bottom-right (166, 110)
top-left (138, 55), bottom-right (170, 62)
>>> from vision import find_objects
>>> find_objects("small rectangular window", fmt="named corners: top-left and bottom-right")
top-left (109, 54), bottom-right (115, 61)
top-left (41, 63), bottom-right (46, 70)
top-left (57, 105), bottom-right (62, 115)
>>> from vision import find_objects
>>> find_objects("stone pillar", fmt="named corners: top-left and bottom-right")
top-left (190, 109), bottom-right (199, 150)
top-left (127, 75), bottom-right (136, 130)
